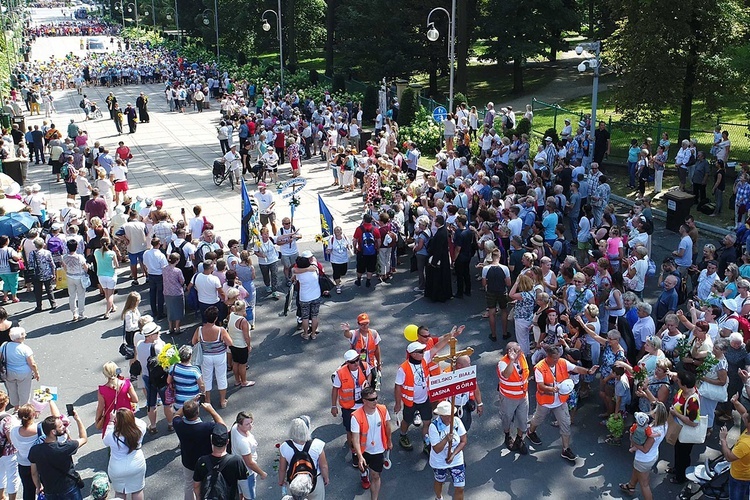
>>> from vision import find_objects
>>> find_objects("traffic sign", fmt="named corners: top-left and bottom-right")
top-left (428, 365), bottom-right (477, 401)
top-left (432, 106), bottom-right (448, 123)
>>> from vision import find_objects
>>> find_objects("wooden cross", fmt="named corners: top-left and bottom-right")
top-left (431, 337), bottom-right (474, 455)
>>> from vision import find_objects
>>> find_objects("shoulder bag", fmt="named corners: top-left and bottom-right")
top-left (95, 380), bottom-right (120, 430)
top-left (192, 327), bottom-right (204, 369)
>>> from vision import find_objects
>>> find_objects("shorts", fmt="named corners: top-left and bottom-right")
top-left (403, 400), bottom-right (432, 426)
top-left (356, 253), bottom-right (377, 274)
top-left (238, 473), bottom-right (256, 500)
top-left (332, 262), bottom-right (348, 280)
top-left (260, 212), bottom-right (276, 226)
top-left (229, 345), bottom-right (249, 365)
top-left (633, 457), bottom-right (657, 473)
top-left (98, 275), bottom-right (116, 290)
top-left (362, 452), bottom-right (384, 473)
top-left (486, 291), bottom-right (508, 309)
top-left (125, 330), bottom-right (138, 348)
top-left (115, 180), bottom-right (129, 192)
top-left (280, 253), bottom-right (298, 269)
top-left (65, 182), bottom-right (78, 195)
top-left (128, 251), bottom-right (145, 266)
top-left (342, 407), bottom-right (354, 432)
top-left (291, 158), bottom-right (300, 170)
top-left (299, 298), bottom-right (321, 320)
top-left (433, 464), bottom-right (466, 487)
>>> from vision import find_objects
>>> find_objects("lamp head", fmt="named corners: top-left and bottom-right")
top-left (143, 10), bottom-right (148, 16)
top-left (426, 25), bottom-right (439, 42)
top-left (575, 45), bottom-right (584, 55)
top-left (127, 6), bottom-right (132, 12)
top-left (203, 17), bottom-right (210, 25)
top-left (166, 13), bottom-right (172, 20)
top-left (262, 20), bottom-right (271, 31)
top-left (577, 62), bottom-right (587, 72)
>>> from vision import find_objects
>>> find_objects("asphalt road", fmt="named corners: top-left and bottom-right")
top-left (6, 8), bottom-right (735, 500)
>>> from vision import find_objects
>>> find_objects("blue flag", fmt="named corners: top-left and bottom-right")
top-left (318, 194), bottom-right (334, 261)
top-left (241, 179), bottom-right (254, 247)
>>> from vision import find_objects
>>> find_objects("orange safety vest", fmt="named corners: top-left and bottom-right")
top-left (534, 358), bottom-right (570, 406)
top-left (352, 404), bottom-right (391, 452)
top-left (497, 354), bottom-right (529, 399)
top-left (404, 337), bottom-right (441, 377)
top-left (352, 328), bottom-right (378, 367)
top-left (334, 364), bottom-right (368, 409)
top-left (398, 359), bottom-right (430, 407)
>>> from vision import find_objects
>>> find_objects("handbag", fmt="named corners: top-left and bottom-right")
top-left (95, 381), bottom-right (120, 430)
top-left (665, 416), bottom-right (682, 446)
top-left (129, 360), bottom-right (142, 377)
top-left (698, 380), bottom-right (728, 403)
top-left (192, 328), bottom-right (204, 368)
top-left (186, 274), bottom-right (199, 311)
top-left (678, 415), bottom-right (708, 444)
top-left (0, 343), bottom-right (7, 383)
top-left (81, 273), bottom-right (91, 289)
top-left (164, 384), bottom-right (176, 405)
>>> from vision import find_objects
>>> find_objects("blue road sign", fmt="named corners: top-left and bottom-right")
top-left (432, 106), bottom-right (448, 123)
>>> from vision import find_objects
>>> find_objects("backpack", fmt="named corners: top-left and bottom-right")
top-left (147, 344), bottom-right (168, 388)
top-left (201, 456), bottom-right (230, 500)
top-left (47, 236), bottom-right (65, 256)
top-left (360, 225), bottom-right (376, 256)
top-left (555, 238), bottom-right (570, 266)
top-left (730, 313), bottom-right (750, 342)
top-left (169, 240), bottom-right (189, 269)
top-left (194, 242), bottom-right (213, 264)
top-left (79, 99), bottom-right (85, 109)
top-left (60, 163), bottom-right (69, 180)
top-left (285, 440), bottom-right (318, 492)
top-left (485, 265), bottom-right (507, 295)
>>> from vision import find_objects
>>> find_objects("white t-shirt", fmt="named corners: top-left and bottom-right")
top-left (195, 272), bottom-right (221, 304)
top-left (254, 191), bottom-right (275, 213)
top-left (279, 438), bottom-right (326, 472)
top-left (534, 359), bottom-right (577, 408)
top-left (507, 218), bottom-right (522, 238)
top-left (635, 423), bottom-right (666, 463)
top-left (230, 425), bottom-right (259, 476)
top-left (276, 227), bottom-right (299, 256)
top-left (428, 417), bottom-right (466, 469)
top-left (188, 217), bottom-right (205, 239)
top-left (143, 248), bottom-right (168, 275)
top-left (395, 352), bottom-right (433, 404)
top-left (297, 270), bottom-right (321, 302)
top-left (350, 408), bottom-right (390, 454)
top-left (630, 258), bottom-right (648, 292)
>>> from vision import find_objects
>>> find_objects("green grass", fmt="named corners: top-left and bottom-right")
top-left (411, 62), bottom-right (555, 108)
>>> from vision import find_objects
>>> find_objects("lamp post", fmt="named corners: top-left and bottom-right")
top-left (114, 0), bottom-right (125, 26)
top-left (201, 8), bottom-right (219, 65)
top-left (425, 0), bottom-right (456, 112)
top-left (126, 2), bottom-right (138, 27)
top-left (575, 41), bottom-right (601, 163)
top-left (261, 0), bottom-right (283, 95)
top-left (146, 0), bottom-right (155, 28)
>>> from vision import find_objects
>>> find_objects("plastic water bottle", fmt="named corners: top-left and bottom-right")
top-left (281, 485), bottom-right (288, 496)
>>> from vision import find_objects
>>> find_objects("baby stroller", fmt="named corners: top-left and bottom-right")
top-left (680, 455), bottom-right (730, 500)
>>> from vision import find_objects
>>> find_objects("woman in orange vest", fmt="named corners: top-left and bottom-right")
top-left (341, 313), bottom-right (382, 384)
top-left (351, 387), bottom-right (392, 500)
top-left (331, 350), bottom-right (372, 468)
top-left (526, 345), bottom-right (598, 461)
top-left (497, 342), bottom-right (530, 454)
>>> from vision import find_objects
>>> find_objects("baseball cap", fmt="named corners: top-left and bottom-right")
top-left (154, 199), bottom-right (163, 208)
top-left (211, 423), bottom-right (229, 447)
top-left (407, 341), bottom-right (427, 353)
top-left (300, 250), bottom-right (313, 259)
top-left (357, 313), bottom-right (369, 324)
top-left (258, 182), bottom-right (267, 188)
top-left (344, 350), bottom-right (359, 362)
top-left (544, 137), bottom-right (552, 142)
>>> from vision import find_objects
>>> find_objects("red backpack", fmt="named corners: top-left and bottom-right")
top-left (730, 313), bottom-right (750, 342)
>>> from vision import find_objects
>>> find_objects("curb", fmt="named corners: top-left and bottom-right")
top-left (610, 194), bottom-right (730, 239)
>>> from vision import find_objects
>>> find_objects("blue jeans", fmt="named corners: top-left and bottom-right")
top-left (46, 484), bottom-right (83, 500)
top-left (628, 162), bottom-right (636, 186)
top-left (729, 476), bottom-right (750, 500)
top-left (149, 274), bottom-right (164, 317)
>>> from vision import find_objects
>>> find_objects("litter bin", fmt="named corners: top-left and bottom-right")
top-left (360, 129), bottom-right (372, 147)
top-left (11, 116), bottom-right (25, 133)
top-left (663, 190), bottom-right (695, 233)
top-left (0, 113), bottom-right (10, 130)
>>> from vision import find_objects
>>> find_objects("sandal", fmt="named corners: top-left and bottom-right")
top-left (301, 333), bottom-right (310, 340)
top-left (619, 483), bottom-right (635, 494)
top-left (665, 467), bottom-right (676, 475)
top-left (219, 401), bottom-right (228, 409)
top-left (167, 424), bottom-right (174, 432)
top-left (482, 310), bottom-right (490, 318)
top-left (311, 332), bottom-right (318, 340)
top-left (147, 426), bottom-right (158, 435)
top-left (241, 381), bottom-right (256, 387)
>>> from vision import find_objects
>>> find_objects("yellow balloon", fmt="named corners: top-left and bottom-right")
top-left (403, 324), bottom-right (419, 342)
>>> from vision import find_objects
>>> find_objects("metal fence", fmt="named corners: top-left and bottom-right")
top-left (530, 98), bottom-right (585, 139)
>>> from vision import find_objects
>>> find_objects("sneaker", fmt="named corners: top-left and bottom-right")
top-left (561, 448), bottom-right (577, 461)
top-left (515, 436), bottom-right (528, 455)
top-left (504, 433), bottom-right (514, 450)
top-left (399, 434), bottom-right (413, 450)
top-left (526, 431), bottom-right (542, 445)
top-left (131, 280), bottom-right (138, 286)
top-left (355, 278), bottom-right (361, 286)
top-left (413, 413), bottom-right (422, 427)
top-left (360, 474), bottom-right (371, 490)
top-left (352, 453), bottom-right (359, 468)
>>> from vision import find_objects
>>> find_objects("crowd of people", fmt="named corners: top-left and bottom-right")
top-left (24, 20), bottom-right (114, 38)
top-left (4, 9), bottom-right (750, 500)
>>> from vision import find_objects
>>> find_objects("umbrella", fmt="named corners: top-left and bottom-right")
top-left (0, 212), bottom-right (38, 238)
top-left (0, 174), bottom-right (16, 191)
top-left (0, 198), bottom-right (25, 213)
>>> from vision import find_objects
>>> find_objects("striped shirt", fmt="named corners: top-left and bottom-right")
top-left (170, 363), bottom-right (202, 405)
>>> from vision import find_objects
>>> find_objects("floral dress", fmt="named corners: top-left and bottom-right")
top-left (600, 344), bottom-right (626, 386)
top-left (365, 172), bottom-right (380, 204)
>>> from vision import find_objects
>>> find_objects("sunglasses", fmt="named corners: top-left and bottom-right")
top-left (417, 333), bottom-right (430, 338)
top-left (347, 360), bottom-right (358, 364)
top-left (364, 397), bottom-right (378, 402)
top-left (412, 350), bottom-right (425, 354)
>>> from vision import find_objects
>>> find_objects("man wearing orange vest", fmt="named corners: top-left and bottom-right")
top-left (526, 345), bottom-right (598, 461)
top-left (394, 325), bottom-right (464, 453)
top-left (452, 355), bottom-right (483, 431)
top-left (497, 342), bottom-right (530, 454)
top-left (351, 387), bottom-right (392, 499)
top-left (332, 349), bottom-right (372, 468)
top-left (341, 313), bottom-right (382, 385)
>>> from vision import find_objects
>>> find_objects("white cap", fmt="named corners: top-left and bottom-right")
top-left (558, 379), bottom-right (575, 395)
top-left (434, 400), bottom-right (455, 416)
top-left (406, 341), bottom-right (427, 354)
top-left (544, 136), bottom-right (552, 141)
top-left (343, 350), bottom-right (359, 362)
top-left (300, 250), bottom-right (313, 259)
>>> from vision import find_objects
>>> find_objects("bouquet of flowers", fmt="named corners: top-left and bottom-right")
top-left (289, 195), bottom-right (301, 208)
top-left (633, 364), bottom-right (648, 387)
top-left (675, 336), bottom-right (692, 360)
top-left (157, 343), bottom-right (180, 369)
top-left (314, 234), bottom-right (329, 246)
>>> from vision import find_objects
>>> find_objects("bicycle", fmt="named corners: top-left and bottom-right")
top-left (212, 158), bottom-right (235, 190)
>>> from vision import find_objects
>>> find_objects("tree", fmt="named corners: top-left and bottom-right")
top-left (605, 0), bottom-right (748, 137)
top-left (399, 87), bottom-right (418, 126)
top-left (480, 0), bottom-right (577, 93)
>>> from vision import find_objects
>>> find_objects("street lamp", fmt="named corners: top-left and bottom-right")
top-left (201, 7), bottom-right (219, 65)
top-left (425, 0), bottom-right (457, 112)
top-left (114, 0), bottom-right (126, 26)
top-left (164, 1), bottom-right (180, 45)
top-left (261, 0), bottom-right (283, 95)
top-left (575, 40), bottom-right (601, 163)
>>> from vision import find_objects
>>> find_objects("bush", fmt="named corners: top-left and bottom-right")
top-left (363, 86), bottom-right (378, 121)
top-left (543, 127), bottom-right (560, 145)
top-left (309, 70), bottom-right (319, 85)
top-left (333, 74), bottom-right (346, 93)
top-left (515, 118), bottom-right (532, 138)
top-left (453, 92), bottom-right (468, 109)
top-left (400, 107), bottom-right (443, 154)
top-left (399, 87), bottom-right (417, 126)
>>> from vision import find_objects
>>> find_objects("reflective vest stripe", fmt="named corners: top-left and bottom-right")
top-left (352, 404), bottom-right (390, 452)
top-left (497, 354), bottom-right (529, 399)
